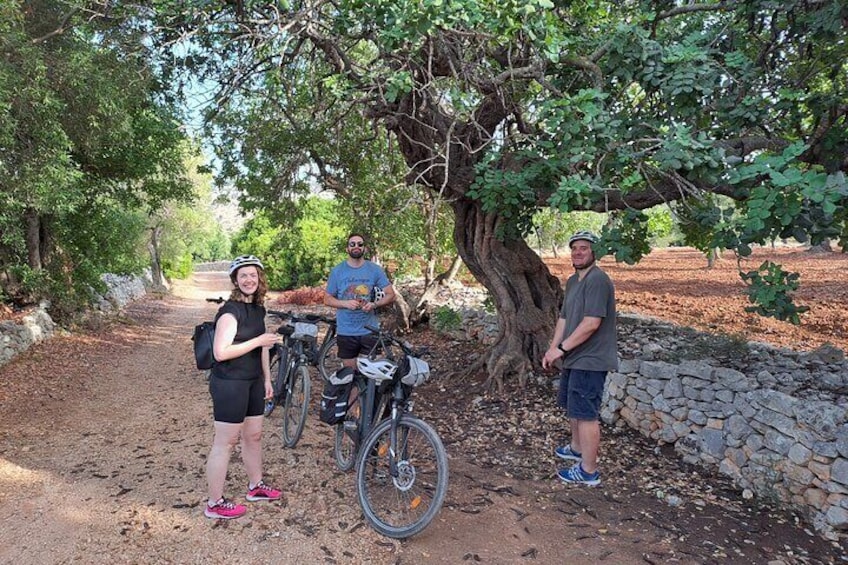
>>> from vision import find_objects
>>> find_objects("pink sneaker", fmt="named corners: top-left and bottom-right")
top-left (246, 480), bottom-right (282, 502)
top-left (204, 497), bottom-right (247, 519)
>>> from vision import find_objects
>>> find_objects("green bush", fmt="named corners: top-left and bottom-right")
top-left (164, 252), bottom-right (194, 280)
top-left (432, 306), bottom-right (462, 332)
top-left (231, 198), bottom-right (348, 290)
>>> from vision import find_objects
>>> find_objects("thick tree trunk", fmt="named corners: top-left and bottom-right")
top-left (452, 198), bottom-right (562, 393)
top-left (148, 226), bottom-right (166, 289)
top-left (24, 209), bottom-right (42, 271)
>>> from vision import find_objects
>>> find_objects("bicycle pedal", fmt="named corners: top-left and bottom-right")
top-left (344, 421), bottom-right (358, 431)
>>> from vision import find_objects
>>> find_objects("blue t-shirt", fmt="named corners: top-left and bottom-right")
top-left (326, 260), bottom-right (391, 336)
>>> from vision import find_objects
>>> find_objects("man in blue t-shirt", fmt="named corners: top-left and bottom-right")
top-left (324, 233), bottom-right (396, 370)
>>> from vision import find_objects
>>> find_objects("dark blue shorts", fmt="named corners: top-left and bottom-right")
top-left (557, 368), bottom-right (608, 421)
top-left (209, 376), bottom-right (265, 423)
top-left (337, 334), bottom-right (379, 360)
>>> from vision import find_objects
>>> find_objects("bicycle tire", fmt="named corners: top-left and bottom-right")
top-left (355, 415), bottom-right (448, 539)
top-left (317, 336), bottom-right (342, 382)
top-left (263, 351), bottom-right (283, 417)
top-left (282, 363), bottom-right (310, 448)
top-left (334, 381), bottom-right (365, 471)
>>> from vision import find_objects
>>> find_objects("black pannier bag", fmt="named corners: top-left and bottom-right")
top-left (192, 321), bottom-right (216, 370)
top-left (319, 367), bottom-right (355, 425)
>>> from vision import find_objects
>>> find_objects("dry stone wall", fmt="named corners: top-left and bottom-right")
top-left (0, 272), bottom-right (149, 368)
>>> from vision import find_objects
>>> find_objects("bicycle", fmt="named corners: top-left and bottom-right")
top-left (334, 326), bottom-right (449, 539)
top-left (264, 309), bottom-right (329, 448)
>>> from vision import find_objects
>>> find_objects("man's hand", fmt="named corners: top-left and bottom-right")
top-left (541, 346), bottom-right (563, 370)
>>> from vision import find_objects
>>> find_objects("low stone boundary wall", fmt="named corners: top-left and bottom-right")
top-left (607, 314), bottom-right (847, 540)
top-left (0, 301), bottom-right (56, 367)
top-left (0, 272), bottom-right (149, 368)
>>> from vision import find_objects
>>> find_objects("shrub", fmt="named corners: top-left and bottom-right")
top-left (432, 306), bottom-right (462, 332)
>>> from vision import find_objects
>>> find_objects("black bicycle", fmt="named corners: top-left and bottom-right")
top-left (264, 310), bottom-right (326, 448)
top-left (334, 326), bottom-right (448, 539)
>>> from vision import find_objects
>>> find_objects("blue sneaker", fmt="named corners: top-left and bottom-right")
top-left (554, 445), bottom-right (582, 461)
top-left (557, 463), bottom-right (600, 486)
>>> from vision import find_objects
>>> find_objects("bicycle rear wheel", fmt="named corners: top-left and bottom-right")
top-left (263, 351), bottom-right (283, 417)
top-left (317, 336), bottom-right (342, 382)
top-left (334, 382), bottom-right (364, 471)
top-left (355, 415), bottom-right (448, 539)
top-left (282, 364), bottom-right (310, 448)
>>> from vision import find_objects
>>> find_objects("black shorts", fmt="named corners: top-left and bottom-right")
top-left (336, 334), bottom-right (379, 360)
top-left (209, 375), bottom-right (265, 423)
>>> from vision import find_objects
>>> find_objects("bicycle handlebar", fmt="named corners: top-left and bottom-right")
top-left (206, 297), bottom-right (226, 304)
top-left (364, 325), bottom-right (429, 358)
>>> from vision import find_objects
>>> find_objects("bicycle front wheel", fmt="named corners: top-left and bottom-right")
top-left (282, 364), bottom-right (310, 448)
top-left (317, 336), bottom-right (342, 382)
top-left (355, 416), bottom-right (448, 539)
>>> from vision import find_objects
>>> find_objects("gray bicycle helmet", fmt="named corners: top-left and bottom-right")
top-left (228, 254), bottom-right (264, 275)
top-left (568, 231), bottom-right (599, 247)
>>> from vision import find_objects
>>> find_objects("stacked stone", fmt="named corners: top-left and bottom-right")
top-left (0, 302), bottom-right (55, 367)
top-left (602, 335), bottom-right (848, 541)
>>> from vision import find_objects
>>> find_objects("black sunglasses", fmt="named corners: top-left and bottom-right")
top-left (348, 241), bottom-right (365, 248)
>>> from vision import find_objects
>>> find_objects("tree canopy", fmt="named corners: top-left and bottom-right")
top-left (59, 1), bottom-right (848, 385)
top-left (0, 0), bottom-right (198, 318)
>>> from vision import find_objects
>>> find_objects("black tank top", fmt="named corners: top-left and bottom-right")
top-left (211, 300), bottom-right (266, 380)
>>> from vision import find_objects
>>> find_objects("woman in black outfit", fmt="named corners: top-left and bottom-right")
top-left (204, 255), bottom-right (283, 519)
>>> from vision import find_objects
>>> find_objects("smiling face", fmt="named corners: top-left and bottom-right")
top-left (347, 237), bottom-right (366, 259)
top-left (570, 240), bottom-right (596, 270)
top-left (234, 265), bottom-right (260, 296)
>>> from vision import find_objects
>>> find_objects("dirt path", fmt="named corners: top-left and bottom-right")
top-left (0, 270), bottom-right (845, 564)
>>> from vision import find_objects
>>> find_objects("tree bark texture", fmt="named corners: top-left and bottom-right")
top-left (451, 198), bottom-right (563, 392)
top-left (24, 209), bottom-right (42, 271)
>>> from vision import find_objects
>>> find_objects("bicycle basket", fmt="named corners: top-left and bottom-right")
top-left (399, 356), bottom-right (429, 387)
top-left (292, 322), bottom-right (318, 340)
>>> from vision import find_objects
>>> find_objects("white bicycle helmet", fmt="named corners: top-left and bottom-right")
top-left (228, 254), bottom-right (264, 275)
top-left (568, 231), bottom-right (599, 247)
top-left (357, 357), bottom-right (398, 382)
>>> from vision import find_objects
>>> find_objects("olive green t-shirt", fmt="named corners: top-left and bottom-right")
top-left (559, 265), bottom-right (618, 372)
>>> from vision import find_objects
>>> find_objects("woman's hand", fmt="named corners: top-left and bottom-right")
top-left (257, 332), bottom-right (281, 348)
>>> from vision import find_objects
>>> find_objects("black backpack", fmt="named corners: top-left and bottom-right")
top-left (192, 321), bottom-right (216, 370)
